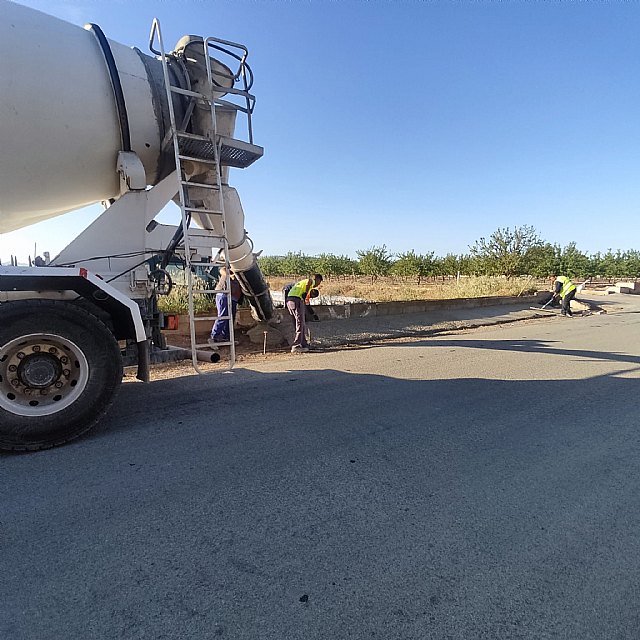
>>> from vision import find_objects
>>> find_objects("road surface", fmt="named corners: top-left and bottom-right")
top-left (3, 295), bottom-right (640, 639)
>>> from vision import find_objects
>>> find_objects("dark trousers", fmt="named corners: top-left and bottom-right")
top-left (286, 296), bottom-right (308, 348)
top-left (561, 289), bottom-right (576, 316)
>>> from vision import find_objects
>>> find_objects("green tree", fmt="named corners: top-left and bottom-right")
top-left (558, 242), bottom-right (590, 279)
top-left (391, 250), bottom-right (421, 280)
top-left (311, 253), bottom-right (359, 278)
top-left (310, 253), bottom-right (336, 278)
top-left (356, 245), bottom-right (392, 283)
top-left (258, 255), bottom-right (284, 277)
top-left (457, 254), bottom-right (473, 277)
top-left (622, 250), bottom-right (640, 278)
top-left (338, 255), bottom-right (361, 278)
top-left (589, 252), bottom-right (604, 277)
top-left (598, 250), bottom-right (619, 278)
top-left (469, 225), bottom-right (543, 278)
top-left (280, 252), bottom-right (313, 278)
top-left (391, 250), bottom-right (435, 283)
top-left (439, 253), bottom-right (465, 279)
top-left (526, 243), bottom-right (559, 278)
top-left (421, 252), bottom-right (439, 279)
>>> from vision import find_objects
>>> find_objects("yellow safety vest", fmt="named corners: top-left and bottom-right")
top-left (556, 276), bottom-right (576, 298)
top-left (287, 278), bottom-right (313, 299)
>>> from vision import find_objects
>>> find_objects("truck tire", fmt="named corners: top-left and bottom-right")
top-left (0, 300), bottom-right (123, 451)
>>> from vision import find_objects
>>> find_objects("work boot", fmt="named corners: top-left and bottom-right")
top-left (291, 345), bottom-right (309, 353)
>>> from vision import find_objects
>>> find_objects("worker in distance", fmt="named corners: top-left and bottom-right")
top-left (285, 274), bottom-right (323, 353)
top-left (550, 274), bottom-right (577, 317)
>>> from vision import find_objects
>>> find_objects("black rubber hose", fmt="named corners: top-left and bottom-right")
top-left (85, 23), bottom-right (131, 152)
top-left (235, 264), bottom-right (273, 321)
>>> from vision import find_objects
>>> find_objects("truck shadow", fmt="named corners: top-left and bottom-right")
top-left (91, 363), bottom-right (639, 452)
top-left (1, 338), bottom-right (638, 457)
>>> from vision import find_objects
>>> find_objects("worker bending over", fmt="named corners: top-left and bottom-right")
top-left (283, 283), bottom-right (320, 322)
top-left (286, 274), bottom-right (323, 353)
top-left (551, 275), bottom-right (577, 317)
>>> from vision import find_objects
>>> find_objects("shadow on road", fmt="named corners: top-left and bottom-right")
top-left (385, 337), bottom-right (640, 367)
top-left (4, 365), bottom-right (640, 640)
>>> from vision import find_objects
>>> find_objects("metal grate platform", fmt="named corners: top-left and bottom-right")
top-left (178, 133), bottom-right (263, 169)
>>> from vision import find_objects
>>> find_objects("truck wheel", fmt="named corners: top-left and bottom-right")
top-left (0, 300), bottom-right (123, 451)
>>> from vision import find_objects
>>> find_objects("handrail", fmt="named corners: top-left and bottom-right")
top-left (148, 19), bottom-right (162, 56)
top-left (205, 36), bottom-right (255, 144)
top-left (150, 20), bottom-right (256, 146)
top-left (207, 42), bottom-right (253, 91)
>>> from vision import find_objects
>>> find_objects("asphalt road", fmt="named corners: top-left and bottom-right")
top-left (3, 295), bottom-right (640, 639)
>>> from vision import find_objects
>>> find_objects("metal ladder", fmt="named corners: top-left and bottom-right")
top-left (149, 20), bottom-right (262, 373)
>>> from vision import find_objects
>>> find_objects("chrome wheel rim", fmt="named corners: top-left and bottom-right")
top-left (0, 333), bottom-right (89, 417)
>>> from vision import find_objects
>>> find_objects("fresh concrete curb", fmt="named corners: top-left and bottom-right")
top-left (312, 294), bottom-right (542, 322)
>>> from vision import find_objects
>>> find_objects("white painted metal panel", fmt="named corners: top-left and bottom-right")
top-left (0, 266), bottom-right (147, 342)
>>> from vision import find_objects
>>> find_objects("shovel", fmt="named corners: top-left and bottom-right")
top-left (530, 295), bottom-right (557, 313)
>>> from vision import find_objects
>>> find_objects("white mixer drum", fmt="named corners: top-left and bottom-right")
top-left (0, 1), bottom-right (163, 233)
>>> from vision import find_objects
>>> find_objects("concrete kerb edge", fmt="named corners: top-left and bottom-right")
top-left (164, 294), bottom-right (548, 344)
top-left (315, 294), bottom-right (541, 322)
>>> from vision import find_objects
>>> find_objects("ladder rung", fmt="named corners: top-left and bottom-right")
top-left (191, 317), bottom-right (217, 322)
top-left (170, 86), bottom-right (209, 100)
top-left (180, 181), bottom-right (219, 190)
top-left (189, 286), bottom-right (229, 293)
top-left (183, 241), bottom-right (226, 250)
top-left (191, 291), bottom-right (227, 297)
top-left (187, 237), bottom-right (226, 243)
top-left (177, 137), bottom-right (216, 161)
top-left (188, 290), bottom-right (231, 298)
top-left (194, 342), bottom-right (235, 349)
top-left (177, 132), bottom-right (210, 142)
top-left (184, 207), bottom-right (222, 215)
top-left (185, 235), bottom-right (226, 245)
top-left (178, 154), bottom-right (218, 165)
top-left (196, 341), bottom-right (234, 348)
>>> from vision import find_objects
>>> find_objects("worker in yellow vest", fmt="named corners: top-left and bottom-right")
top-left (551, 275), bottom-right (577, 317)
top-left (285, 274), bottom-right (323, 353)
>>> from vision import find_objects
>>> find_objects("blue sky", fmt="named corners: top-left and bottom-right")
top-left (2, 0), bottom-right (640, 264)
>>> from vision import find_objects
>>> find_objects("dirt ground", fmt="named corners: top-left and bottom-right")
top-left (125, 311), bottom-right (541, 383)
top-left (128, 292), bottom-right (611, 383)
top-left (124, 326), bottom-right (295, 382)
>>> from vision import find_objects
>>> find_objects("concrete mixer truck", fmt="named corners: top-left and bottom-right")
top-left (0, 1), bottom-right (274, 450)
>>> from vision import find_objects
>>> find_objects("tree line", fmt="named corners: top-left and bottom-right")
top-left (258, 226), bottom-right (640, 282)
